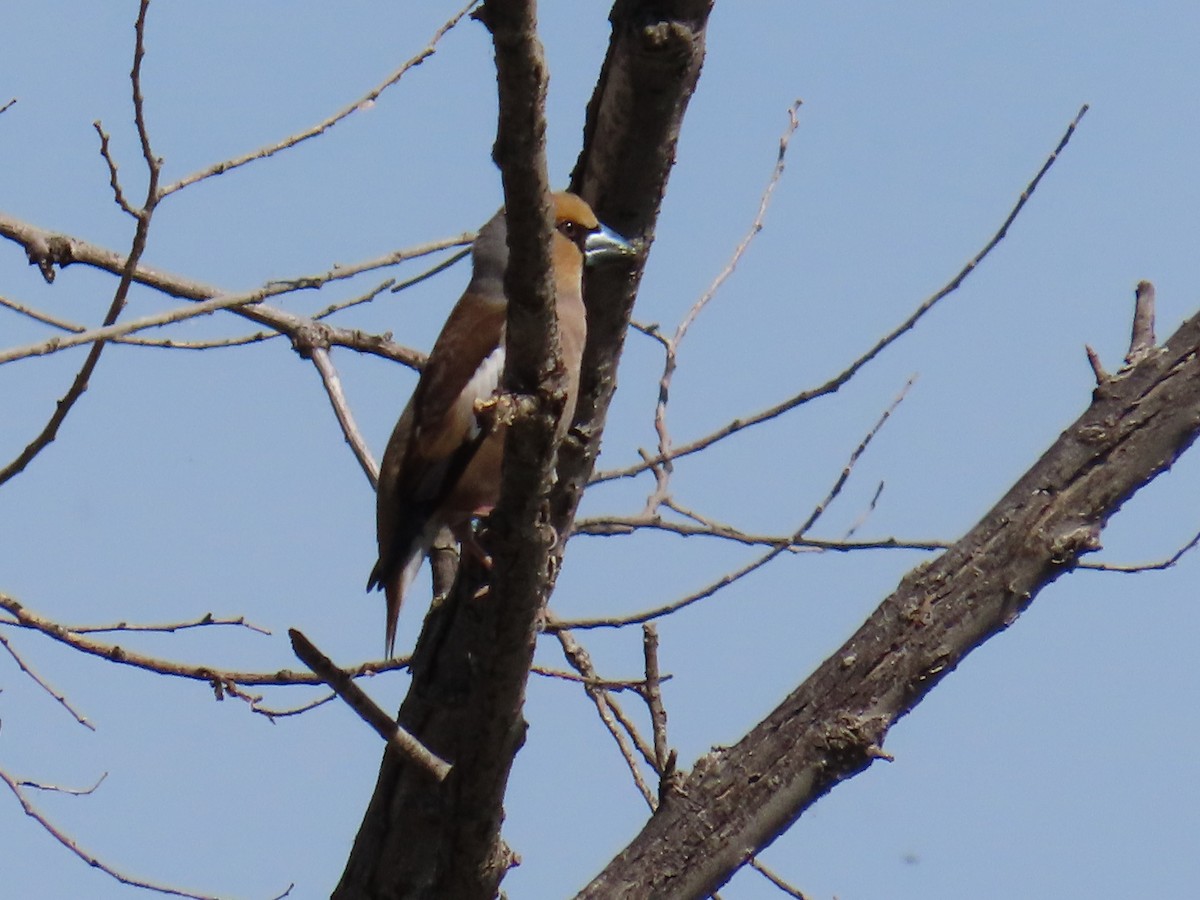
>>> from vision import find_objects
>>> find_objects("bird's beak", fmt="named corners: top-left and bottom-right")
top-left (584, 224), bottom-right (637, 265)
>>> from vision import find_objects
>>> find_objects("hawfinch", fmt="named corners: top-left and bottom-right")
top-left (369, 191), bottom-right (634, 655)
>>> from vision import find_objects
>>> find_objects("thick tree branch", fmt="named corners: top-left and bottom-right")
top-left (333, 2), bottom-right (712, 897)
top-left (422, 0), bottom-right (562, 893)
top-left (577, 300), bottom-right (1200, 897)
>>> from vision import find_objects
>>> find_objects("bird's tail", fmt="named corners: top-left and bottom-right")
top-left (378, 535), bottom-right (431, 658)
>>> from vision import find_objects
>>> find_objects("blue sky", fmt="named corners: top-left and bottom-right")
top-left (2, 2), bottom-right (1199, 898)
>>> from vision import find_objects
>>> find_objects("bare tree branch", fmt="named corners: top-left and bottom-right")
top-left (67, 613), bottom-right (270, 635)
top-left (298, 339), bottom-right (380, 489)
top-left (334, 2), bottom-right (714, 896)
top-left (0, 0), bottom-right (163, 487)
top-left (593, 104), bottom-right (1091, 485)
top-left (0, 632), bottom-right (94, 729)
top-left (93, 120), bottom-right (139, 218)
top-left (555, 626), bottom-right (657, 808)
top-left (20, 772), bottom-right (107, 796)
top-left (159, 1), bottom-right (480, 197)
top-left (0, 211), bottom-right (469, 365)
top-left (641, 624), bottom-right (671, 778)
top-left (558, 379), bottom-right (912, 630)
top-left (289, 629), bottom-right (450, 782)
top-left (393, 0), bottom-right (564, 892)
top-left (577, 291), bottom-right (1200, 899)
top-left (1081, 525), bottom-right (1200, 572)
top-left (0, 592), bottom-right (406, 691)
top-left (642, 100), bottom-right (802, 513)
top-left (0, 765), bottom-right (248, 900)
top-left (573, 512), bottom-right (949, 554)
top-left (748, 859), bottom-right (811, 900)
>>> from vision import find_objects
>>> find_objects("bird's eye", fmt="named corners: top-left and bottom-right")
top-left (557, 219), bottom-right (591, 251)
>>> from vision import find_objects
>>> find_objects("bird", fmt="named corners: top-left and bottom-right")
top-left (369, 191), bottom-right (634, 656)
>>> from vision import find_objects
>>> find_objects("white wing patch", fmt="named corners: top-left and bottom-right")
top-left (461, 342), bottom-right (506, 440)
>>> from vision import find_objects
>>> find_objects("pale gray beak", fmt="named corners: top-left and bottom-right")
top-left (585, 223), bottom-right (637, 265)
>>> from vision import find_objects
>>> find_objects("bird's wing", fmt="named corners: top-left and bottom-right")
top-left (370, 291), bottom-right (507, 596)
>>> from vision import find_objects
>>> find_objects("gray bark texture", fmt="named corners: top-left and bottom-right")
top-left (576, 311), bottom-right (1200, 897)
top-left (332, 2), bottom-right (713, 898)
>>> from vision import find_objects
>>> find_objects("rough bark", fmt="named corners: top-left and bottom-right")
top-left (332, 2), bottom-right (712, 897)
top-left (434, 0), bottom-right (557, 895)
top-left (575, 309), bottom-right (1200, 898)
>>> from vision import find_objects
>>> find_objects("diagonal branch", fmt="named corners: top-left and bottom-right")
top-left (577, 296), bottom-right (1200, 897)
top-left (159, 1), bottom-right (480, 197)
top-left (289, 629), bottom-right (450, 781)
top-left (0, 766), bottom-right (241, 900)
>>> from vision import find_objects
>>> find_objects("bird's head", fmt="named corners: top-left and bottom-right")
top-left (471, 192), bottom-right (635, 295)
top-left (550, 191), bottom-right (636, 267)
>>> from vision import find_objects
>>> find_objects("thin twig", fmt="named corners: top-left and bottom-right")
top-left (553, 626), bottom-right (656, 806)
top-left (159, 1), bottom-right (479, 197)
top-left (530, 664), bottom-right (653, 692)
top-left (0, 0), bottom-right (163, 488)
top-left (0, 291), bottom-right (91, 330)
top-left (311, 278), bottom-right (396, 321)
top-left (289, 629), bottom-right (450, 781)
top-left (20, 772), bottom-right (108, 796)
top-left (0, 236), bottom-right (470, 367)
top-left (1086, 344), bottom-right (1109, 384)
top-left (67, 613), bottom-right (270, 635)
top-left (629, 319), bottom-right (670, 348)
top-left (642, 101), bottom-right (801, 514)
top-left (558, 379), bottom-right (915, 630)
top-left (593, 104), bottom-right (1091, 486)
top-left (0, 766), bottom-right (233, 899)
top-left (251, 692), bottom-right (337, 719)
top-left (1080, 526), bottom-right (1200, 573)
top-left (0, 592), bottom-right (406, 688)
top-left (573, 513), bottom-right (948, 554)
top-left (0, 291), bottom-right (283, 350)
top-left (675, 100), bottom-right (800, 349)
top-left (794, 376), bottom-right (915, 538)
top-left (117, 331), bottom-right (281, 350)
top-left (748, 859), bottom-right (811, 900)
top-left (307, 346), bottom-right (379, 488)
top-left (0, 632), bottom-right (94, 729)
top-left (0, 286), bottom-right (292, 364)
top-left (92, 121), bottom-right (137, 217)
top-left (130, 1), bottom-right (160, 184)
top-left (553, 546), bottom-right (785, 631)
top-left (116, 278), bottom-right (397, 350)
top-left (386, 246), bottom-right (471, 295)
top-left (636, 447), bottom-right (672, 518)
top-left (843, 481), bottom-right (885, 539)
